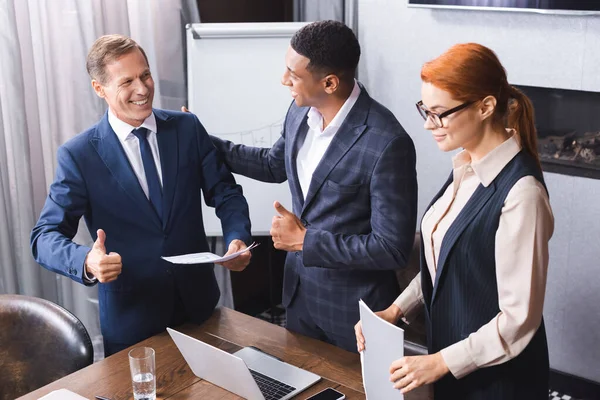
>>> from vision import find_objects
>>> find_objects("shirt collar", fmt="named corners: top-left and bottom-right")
top-left (452, 130), bottom-right (522, 187)
top-left (108, 108), bottom-right (158, 141)
top-left (306, 80), bottom-right (361, 133)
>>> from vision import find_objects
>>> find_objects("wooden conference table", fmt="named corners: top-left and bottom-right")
top-left (19, 307), bottom-right (432, 400)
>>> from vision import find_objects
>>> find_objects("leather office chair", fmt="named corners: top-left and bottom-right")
top-left (0, 294), bottom-right (94, 399)
top-left (396, 232), bottom-right (428, 356)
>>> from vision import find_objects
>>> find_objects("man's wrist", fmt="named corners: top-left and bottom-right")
top-left (230, 238), bottom-right (247, 249)
top-left (83, 265), bottom-right (96, 280)
top-left (435, 352), bottom-right (450, 376)
top-left (83, 252), bottom-right (97, 281)
top-left (227, 234), bottom-right (252, 248)
top-left (294, 228), bottom-right (307, 252)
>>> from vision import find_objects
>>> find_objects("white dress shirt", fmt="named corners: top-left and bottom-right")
top-left (84, 110), bottom-right (162, 282)
top-left (394, 133), bottom-right (554, 379)
top-left (296, 81), bottom-right (361, 197)
top-left (108, 109), bottom-right (163, 197)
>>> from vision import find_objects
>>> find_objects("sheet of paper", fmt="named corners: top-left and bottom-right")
top-left (38, 389), bottom-right (89, 400)
top-left (162, 242), bottom-right (259, 264)
top-left (359, 299), bottom-right (404, 400)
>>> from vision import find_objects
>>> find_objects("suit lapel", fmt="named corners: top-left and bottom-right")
top-left (422, 173), bottom-right (453, 310)
top-left (431, 181), bottom-right (497, 304)
top-left (90, 112), bottom-right (161, 229)
top-left (154, 109), bottom-right (177, 230)
top-left (288, 108), bottom-right (310, 207)
top-left (300, 88), bottom-right (371, 216)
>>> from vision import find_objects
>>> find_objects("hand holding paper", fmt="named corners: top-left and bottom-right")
top-left (358, 300), bottom-right (449, 397)
top-left (162, 242), bottom-right (259, 269)
top-left (355, 304), bottom-right (402, 352)
top-left (358, 300), bottom-right (405, 400)
top-left (218, 239), bottom-right (253, 271)
top-left (389, 352), bottom-right (449, 394)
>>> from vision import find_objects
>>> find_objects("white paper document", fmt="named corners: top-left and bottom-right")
top-left (162, 242), bottom-right (259, 265)
top-left (359, 299), bottom-right (405, 400)
top-left (38, 389), bottom-right (89, 400)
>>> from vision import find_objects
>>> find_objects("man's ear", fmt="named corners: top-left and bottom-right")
top-left (479, 95), bottom-right (497, 121)
top-left (323, 74), bottom-right (340, 94)
top-left (91, 79), bottom-right (105, 99)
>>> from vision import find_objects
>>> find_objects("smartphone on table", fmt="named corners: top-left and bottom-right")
top-left (304, 387), bottom-right (345, 400)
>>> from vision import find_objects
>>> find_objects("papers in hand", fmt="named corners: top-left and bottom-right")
top-left (162, 242), bottom-right (259, 264)
top-left (359, 299), bottom-right (405, 400)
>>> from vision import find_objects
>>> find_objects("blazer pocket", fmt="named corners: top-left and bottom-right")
top-left (325, 180), bottom-right (363, 194)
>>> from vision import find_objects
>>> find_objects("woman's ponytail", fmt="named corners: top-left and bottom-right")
top-left (507, 86), bottom-right (540, 166)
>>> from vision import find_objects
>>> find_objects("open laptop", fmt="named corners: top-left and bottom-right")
top-left (167, 328), bottom-right (321, 400)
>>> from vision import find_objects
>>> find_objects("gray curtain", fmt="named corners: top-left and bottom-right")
top-left (0, 0), bottom-right (241, 362)
top-left (294, 0), bottom-right (358, 33)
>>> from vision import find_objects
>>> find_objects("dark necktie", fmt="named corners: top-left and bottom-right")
top-left (132, 127), bottom-right (163, 220)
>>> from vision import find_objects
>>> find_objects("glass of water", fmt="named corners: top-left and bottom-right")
top-left (128, 347), bottom-right (156, 400)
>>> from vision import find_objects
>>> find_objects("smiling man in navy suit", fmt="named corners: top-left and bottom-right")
top-left (31, 35), bottom-right (252, 356)
top-left (209, 21), bottom-right (418, 352)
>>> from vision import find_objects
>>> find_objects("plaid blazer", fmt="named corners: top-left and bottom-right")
top-left (212, 85), bottom-right (417, 340)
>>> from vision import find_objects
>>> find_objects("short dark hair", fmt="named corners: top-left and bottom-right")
top-left (86, 34), bottom-right (149, 84)
top-left (290, 20), bottom-right (360, 82)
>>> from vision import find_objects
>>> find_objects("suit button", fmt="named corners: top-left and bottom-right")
top-left (301, 219), bottom-right (308, 227)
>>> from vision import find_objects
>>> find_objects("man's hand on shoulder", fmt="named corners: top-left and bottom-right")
top-left (217, 239), bottom-right (251, 272)
top-left (85, 229), bottom-right (122, 283)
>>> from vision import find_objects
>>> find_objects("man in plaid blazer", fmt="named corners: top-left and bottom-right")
top-left (211, 21), bottom-right (417, 351)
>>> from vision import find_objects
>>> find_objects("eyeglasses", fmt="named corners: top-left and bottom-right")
top-left (416, 100), bottom-right (474, 128)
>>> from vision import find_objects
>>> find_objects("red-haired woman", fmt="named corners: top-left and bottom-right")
top-left (355, 43), bottom-right (554, 400)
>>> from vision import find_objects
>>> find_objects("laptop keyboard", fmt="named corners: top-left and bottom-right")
top-left (249, 369), bottom-right (296, 400)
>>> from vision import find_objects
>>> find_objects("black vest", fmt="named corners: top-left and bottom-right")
top-left (422, 151), bottom-right (549, 400)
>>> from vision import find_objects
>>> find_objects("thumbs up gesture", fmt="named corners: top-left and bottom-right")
top-left (84, 229), bottom-right (123, 283)
top-left (270, 201), bottom-right (306, 252)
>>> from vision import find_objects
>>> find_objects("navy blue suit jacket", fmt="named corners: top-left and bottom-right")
top-left (31, 109), bottom-right (251, 349)
top-left (212, 86), bottom-right (417, 339)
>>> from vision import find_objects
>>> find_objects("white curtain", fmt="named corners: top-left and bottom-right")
top-left (0, 0), bottom-right (234, 361)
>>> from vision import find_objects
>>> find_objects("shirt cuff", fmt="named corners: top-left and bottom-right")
top-left (394, 273), bottom-right (425, 324)
top-left (393, 286), bottom-right (423, 323)
top-left (440, 340), bottom-right (478, 379)
top-left (82, 263), bottom-right (97, 283)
